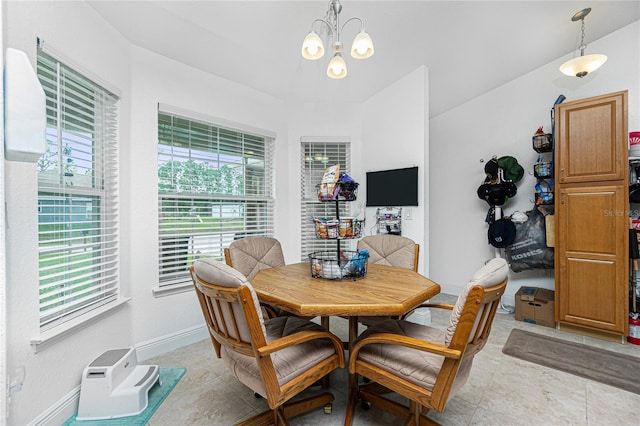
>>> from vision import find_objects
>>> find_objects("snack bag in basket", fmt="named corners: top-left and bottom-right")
top-left (318, 164), bottom-right (340, 200)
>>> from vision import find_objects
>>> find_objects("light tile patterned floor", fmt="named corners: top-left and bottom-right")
top-left (146, 293), bottom-right (640, 425)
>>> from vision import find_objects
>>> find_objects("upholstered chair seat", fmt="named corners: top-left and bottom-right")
top-left (345, 257), bottom-right (509, 425)
top-left (221, 315), bottom-right (340, 398)
top-left (191, 258), bottom-right (344, 425)
top-left (354, 319), bottom-right (472, 399)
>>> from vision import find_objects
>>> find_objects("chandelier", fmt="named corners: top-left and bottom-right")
top-left (301, 0), bottom-right (374, 79)
top-left (559, 8), bottom-right (607, 78)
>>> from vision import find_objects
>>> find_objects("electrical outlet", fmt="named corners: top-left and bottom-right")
top-left (8, 366), bottom-right (25, 395)
top-left (405, 208), bottom-right (412, 220)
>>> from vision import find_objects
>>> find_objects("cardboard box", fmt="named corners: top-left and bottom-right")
top-left (514, 287), bottom-right (555, 328)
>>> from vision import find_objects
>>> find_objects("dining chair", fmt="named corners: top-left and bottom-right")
top-left (356, 234), bottom-right (420, 326)
top-left (357, 234), bottom-right (419, 272)
top-left (190, 258), bottom-right (345, 426)
top-left (224, 236), bottom-right (286, 318)
top-left (345, 257), bottom-right (509, 425)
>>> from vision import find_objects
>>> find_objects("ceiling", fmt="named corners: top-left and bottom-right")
top-left (87, 1), bottom-right (640, 118)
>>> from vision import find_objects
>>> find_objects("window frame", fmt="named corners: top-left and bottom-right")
top-left (35, 42), bottom-right (121, 332)
top-left (156, 106), bottom-right (276, 290)
top-left (300, 137), bottom-right (354, 261)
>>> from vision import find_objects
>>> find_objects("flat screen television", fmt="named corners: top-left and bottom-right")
top-left (366, 166), bottom-right (419, 207)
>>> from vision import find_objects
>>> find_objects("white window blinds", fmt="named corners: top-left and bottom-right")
top-left (158, 111), bottom-right (275, 285)
top-left (36, 47), bottom-right (120, 328)
top-left (300, 140), bottom-right (352, 260)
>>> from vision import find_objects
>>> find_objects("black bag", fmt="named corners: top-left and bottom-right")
top-left (505, 206), bottom-right (554, 272)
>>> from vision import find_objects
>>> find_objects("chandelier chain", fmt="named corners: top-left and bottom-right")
top-left (579, 18), bottom-right (587, 55)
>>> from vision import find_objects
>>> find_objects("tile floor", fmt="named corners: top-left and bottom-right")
top-left (147, 293), bottom-right (640, 425)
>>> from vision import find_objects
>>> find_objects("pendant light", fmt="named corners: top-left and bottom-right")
top-left (301, 0), bottom-right (374, 79)
top-left (559, 8), bottom-right (607, 78)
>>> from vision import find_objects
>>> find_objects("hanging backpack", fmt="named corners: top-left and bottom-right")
top-left (505, 206), bottom-right (554, 272)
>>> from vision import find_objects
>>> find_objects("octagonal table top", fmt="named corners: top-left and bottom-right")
top-left (251, 262), bottom-right (441, 318)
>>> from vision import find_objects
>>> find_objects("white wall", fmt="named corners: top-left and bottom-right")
top-left (282, 101), bottom-right (364, 261)
top-left (362, 67), bottom-right (430, 275)
top-left (0, 1), bottom-right (7, 423)
top-left (4, 2), bottom-right (133, 425)
top-left (430, 21), bottom-right (640, 302)
top-left (126, 46), bottom-right (288, 346)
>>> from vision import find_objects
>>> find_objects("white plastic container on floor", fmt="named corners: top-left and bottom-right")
top-left (77, 348), bottom-right (160, 420)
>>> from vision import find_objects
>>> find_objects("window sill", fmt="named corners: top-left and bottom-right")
top-left (152, 281), bottom-right (194, 298)
top-left (30, 297), bottom-right (131, 353)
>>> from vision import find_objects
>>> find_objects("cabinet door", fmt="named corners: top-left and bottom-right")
top-left (555, 184), bottom-right (628, 334)
top-left (555, 91), bottom-right (628, 184)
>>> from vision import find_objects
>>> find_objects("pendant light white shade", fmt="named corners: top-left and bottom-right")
top-left (559, 8), bottom-right (607, 78)
top-left (559, 53), bottom-right (607, 78)
top-left (327, 53), bottom-right (347, 79)
top-left (301, 31), bottom-right (325, 60)
top-left (301, 0), bottom-right (373, 79)
top-left (351, 30), bottom-right (374, 59)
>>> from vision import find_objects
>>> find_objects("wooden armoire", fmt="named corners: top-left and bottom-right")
top-left (554, 90), bottom-right (629, 338)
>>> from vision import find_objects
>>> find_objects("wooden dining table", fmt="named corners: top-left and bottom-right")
top-left (251, 261), bottom-right (441, 422)
top-left (252, 262), bottom-right (441, 350)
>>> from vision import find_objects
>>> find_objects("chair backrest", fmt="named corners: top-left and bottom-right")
top-left (357, 235), bottom-right (419, 272)
top-left (435, 257), bottom-right (508, 408)
top-left (224, 236), bottom-right (285, 280)
top-left (191, 258), bottom-right (267, 356)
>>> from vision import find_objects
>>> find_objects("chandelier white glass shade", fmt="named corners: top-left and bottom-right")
top-left (559, 8), bottom-right (607, 78)
top-left (301, 0), bottom-right (374, 79)
top-left (301, 31), bottom-right (324, 60)
top-left (327, 53), bottom-right (347, 79)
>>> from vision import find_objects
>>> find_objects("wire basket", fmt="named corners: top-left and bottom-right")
top-left (308, 250), bottom-right (369, 280)
top-left (313, 217), bottom-right (364, 239)
top-left (316, 182), bottom-right (359, 201)
top-left (532, 133), bottom-right (552, 153)
top-left (535, 191), bottom-right (554, 205)
top-left (533, 161), bottom-right (552, 178)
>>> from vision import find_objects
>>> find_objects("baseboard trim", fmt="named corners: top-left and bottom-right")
top-left (557, 322), bottom-right (627, 344)
top-left (29, 386), bottom-right (79, 426)
top-left (31, 325), bottom-right (208, 425)
top-left (135, 324), bottom-right (208, 361)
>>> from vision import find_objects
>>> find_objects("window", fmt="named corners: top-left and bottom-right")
top-left (300, 138), bottom-right (353, 260)
top-left (36, 47), bottom-right (120, 329)
top-left (158, 110), bottom-right (275, 285)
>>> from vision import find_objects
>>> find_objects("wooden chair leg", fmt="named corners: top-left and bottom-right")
top-left (419, 411), bottom-right (440, 426)
top-left (409, 400), bottom-right (421, 425)
top-left (282, 392), bottom-right (333, 418)
top-left (358, 385), bottom-right (440, 426)
top-left (344, 374), bottom-right (359, 426)
top-left (208, 336), bottom-right (222, 358)
top-left (235, 410), bottom-right (274, 426)
top-left (274, 408), bottom-right (289, 426)
top-left (359, 381), bottom-right (392, 396)
top-left (360, 387), bottom-right (409, 420)
top-left (235, 393), bottom-right (333, 426)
